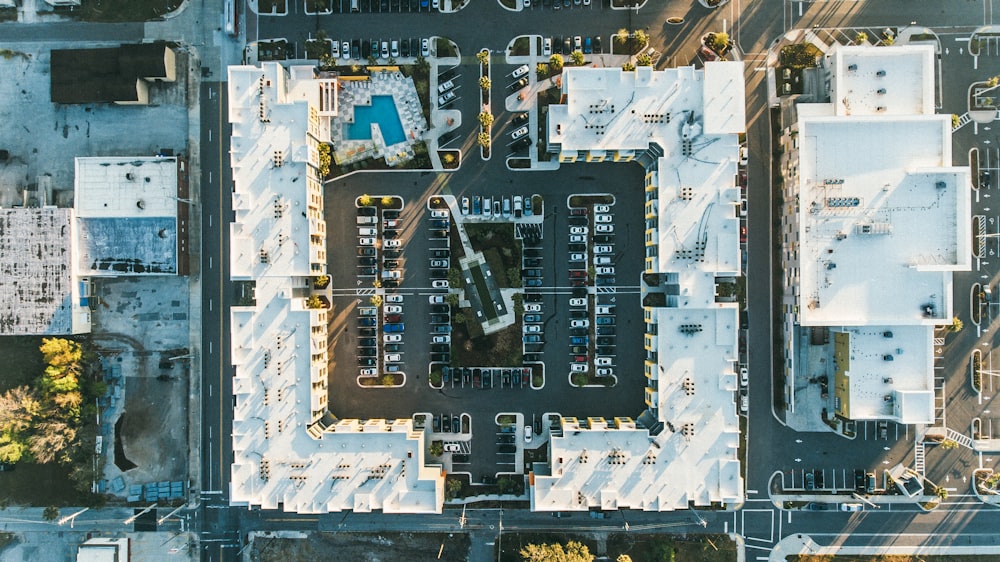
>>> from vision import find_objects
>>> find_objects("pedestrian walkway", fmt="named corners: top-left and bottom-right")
top-left (771, 532), bottom-right (1000, 562)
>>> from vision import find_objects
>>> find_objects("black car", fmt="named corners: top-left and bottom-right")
top-left (593, 36), bottom-right (602, 53)
top-left (452, 415), bottom-right (461, 433)
top-left (430, 314), bottom-right (450, 324)
top-left (359, 347), bottom-right (377, 357)
top-left (357, 317), bottom-right (376, 326)
top-left (358, 357), bottom-right (376, 366)
top-left (362, 39), bottom-right (372, 58)
top-left (385, 343), bottom-right (403, 352)
top-left (359, 338), bottom-right (377, 347)
top-left (359, 327), bottom-right (377, 337)
top-left (443, 415), bottom-right (451, 432)
top-left (430, 229), bottom-right (448, 239)
top-left (384, 229), bottom-right (399, 238)
top-left (432, 249), bottom-right (450, 258)
top-left (431, 344), bottom-right (450, 353)
top-left (431, 353), bottom-right (450, 362)
top-left (359, 256), bottom-right (377, 266)
top-left (384, 249), bottom-right (402, 259)
top-left (570, 310), bottom-right (587, 319)
top-left (524, 353), bottom-right (542, 362)
top-left (401, 38), bottom-right (410, 57)
top-left (569, 216), bottom-right (588, 226)
top-left (383, 259), bottom-right (400, 268)
top-left (523, 258), bottom-right (542, 267)
top-left (498, 434), bottom-right (515, 444)
top-left (569, 328), bottom-right (588, 337)
top-left (351, 39), bottom-right (361, 59)
top-left (596, 326), bottom-right (615, 335)
top-left (431, 305), bottom-right (450, 314)
top-left (430, 269), bottom-right (449, 279)
top-left (553, 36), bottom-right (563, 55)
top-left (854, 469), bottom-right (866, 493)
top-left (569, 243), bottom-right (587, 252)
top-left (594, 234), bottom-right (614, 244)
top-left (358, 247), bottom-right (376, 256)
top-left (384, 210), bottom-right (401, 219)
top-left (433, 415), bottom-right (441, 432)
top-left (358, 266), bottom-right (377, 276)
top-left (512, 112), bottom-right (529, 125)
top-left (524, 292), bottom-right (542, 302)
top-left (596, 346), bottom-right (615, 355)
top-left (358, 206), bottom-right (377, 216)
top-left (597, 336), bottom-right (615, 346)
top-left (383, 280), bottom-right (399, 288)
top-left (510, 136), bottom-right (532, 152)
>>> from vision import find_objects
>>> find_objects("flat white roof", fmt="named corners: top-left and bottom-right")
top-left (829, 45), bottom-right (936, 117)
top-left (227, 63), bottom-right (442, 514)
top-left (796, 114), bottom-right (970, 326)
top-left (547, 63), bottom-right (745, 155)
top-left (834, 326), bottom-right (934, 423)
top-left (534, 64), bottom-right (745, 511)
top-left (74, 157), bottom-right (178, 218)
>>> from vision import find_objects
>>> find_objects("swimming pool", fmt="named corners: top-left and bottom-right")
top-left (345, 95), bottom-right (406, 146)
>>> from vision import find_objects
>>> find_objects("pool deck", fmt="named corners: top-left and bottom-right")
top-left (331, 69), bottom-right (428, 167)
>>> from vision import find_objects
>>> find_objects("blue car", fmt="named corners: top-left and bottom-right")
top-left (595, 316), bottom-right (615, 325)
top-left (525, 278), bottom-right (543, 287)
top-left (384, 323), bottom-right (405, 332)
top-left (570, 336), bottom-right (588, 345)
top-left (358, 317), bottom-right (376, 326)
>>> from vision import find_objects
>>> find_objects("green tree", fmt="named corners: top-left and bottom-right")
top-left (949, 316), bottom-right (964, 332)
top-left (40, 338), bottom-right (83, 370)
top-left (430, 441), bottom-right (444, 456)
top-left (507, 267), bottom-right (523, 288)
top-left (359, 194), bottom-right (372, 206)
top-left (622, 61), bottom-right (636, 72)
top-left (382, 374), bottom-right (395, 386)
top-left (478, 111), bottom-right (494, 128)
top-left (42, 506), bottom-right (60, 522)
top-left (445, 478), bottom-right (463, 499)
top-left (479, 76), bottom-right (491, 91)
top-left (305, 295), bottom-right (323, 309)
top-left (882, 33), bottom-right (895, 46)
top-left (935, 486), bottom-right (949, 500)
top-left (988, 76), bottom-right (1000, 88)
top-left (29, 420), bottom-right (75, 464)
top-left (952, 114), bottom-right (960, 128)
top-left (476, 50), bottom-right (490, 66)
top-left (549, 54), bottom-right (564, 72)
top-left (636, 52), bottom-right (653, 67)
top-left (634, 29), bottom-right (649, 46)
top-left (447, 267), bottom-right (463, 289)
top-left (367, 55), bottom-right (378, 66)
top-left (369, 294), bottom-right (383, 307)
top-left (520, 541), bottom-right (594, 562)
top-left (536, 63), bottom-right (548, 78)
top-left (445, 293), bottom-right (460, 307)
top-left (616, 555), bottom-right (633, 562)
top-left (381, 195), bottom-right (393, 207)
top-left (415, 55), bottom-right (429, 72)
top-left (708, 31), bottom-right (730, 53)
top-left (614, 28), bottom-right (629, 45)
top-left (570, 50), bottom-right (585, 66)
top-left (477, 131), bottom-right (491, 148)
top-left (940, 439), bottom-right (959, 450)
top-left (854, 31), bottom-right (868, 45)
top-left (317, 143), bottom-right (332, 177)
top-left (454, 311), bottom-right (466, 324)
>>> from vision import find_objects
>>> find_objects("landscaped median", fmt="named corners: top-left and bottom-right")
top-left (477, 49), bottom-right (492, 160)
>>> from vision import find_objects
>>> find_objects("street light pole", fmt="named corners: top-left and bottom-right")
top-left (57, 507), bottom-right (89, 528)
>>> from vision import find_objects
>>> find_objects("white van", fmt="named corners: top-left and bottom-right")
top-left (351, 0), bottom-right (359, 11)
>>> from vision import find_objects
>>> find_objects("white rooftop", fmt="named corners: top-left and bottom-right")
top-left (547, 63), bottom-right (745, 155)
top-left (0, 208), bottom-right (90, 335)
top-left (227, 63), bottom-right (442, 514)
top-left (74, 157), bottom-right (178, 218)
top-left (534, 64), bottom-right (745, 511)
top-left (796, 114), bottom-right (970, 326)
top-left (832, 325), bottom-right (934, 424)
top-left (828, 45), bottom-right (936, 117)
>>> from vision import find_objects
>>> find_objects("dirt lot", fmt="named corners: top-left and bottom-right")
top-left (251, 532), bottom-right (472, 562)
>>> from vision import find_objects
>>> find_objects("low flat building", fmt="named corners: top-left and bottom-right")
top-left (227, 62), bottom-right (443, 513)
top-left (76, 537), bottom-right (129, 562)
top-left (533, 64), bottom-right (745, 512)
top-left (781, 44), bottom-right (971, 425)
top-left (51, 43), bottom-right (176, 105)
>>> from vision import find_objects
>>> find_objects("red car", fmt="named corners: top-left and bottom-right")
top-left (570, 208), bottom-right (588, 215)
top-left (573, 355), bottom-right (587, 363)
top-left (569, 270), bottom-right (587, 278)
top-left (570, 279), bottom-right (587, 287)
top-left (740, 225), bottom-right (747, 243)
top-left (384, 313), bottom-right (402, 323)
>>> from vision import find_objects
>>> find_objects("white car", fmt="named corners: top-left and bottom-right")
top-left (594, 256), bottom-right (612, 265)
top-left (594, 205), bottom-right (610, 213)
top-left (384, 239), bottom-right (402, 248)
top-left (359, 227), bottom-right (377, 236)
top-left (512, 64), bottom-right (530, 78)
top-left (595, 224), bottom-right (614, 233)
top-left (330, 40), bottom-right (340, 58)
top-left (570, 319), bottom-right (589, 328)
top-left (595, 214), bottom-right (612, 223)
top-left (594, 245), bottom-right (613, 254)
top-left (524, 324), bottom-right (541, 333)
top-left (431, 259), bottom-right (448, 268)
top-left (432, 280), bottom-right (449, 288)
top-left (574, 36), bottom-right (582, 51)
top-left (360, 368), bottom-right (377, 376)
top-left (740, 394), bottom-right (748, 413)
top-left (438, 90), bottom-right (456, 106)
top-left (595, 357), bottom-right (612, 366)
top-left (421, 38), bottom-right (430, 57)
top-left (597, 368), bottom-right (613, 376)
top-left (384, 334), bottom-right (402, 343)
top-left (525, 303), bottom-right (542, 312)
top-left (384, 305), bottom-right (402, 314)
top-left (569, 234), bottom-right (586, 243)
top-left (595, 305), bottom-right (614, 315)
top-left (840, 503), bottom-right (863, 512)
top-left (511, 126), bottom-right (529, 140)
top-left (431, 209), bottom-right (449, 218)
top-left (543, 37), bottom-right (552, 56)
top-left (569, 253), bottom-right (585, 262)
top-left (524, 425), bottom-right (532, 443)
top-left (444, 443), bottom-right (461, 452)
top-left (383, 219), bottom-right (399, 229)
top-left (596, 267), bottom-right (614, 275)
top-left (739, 145), bottom-right (748, 166)
top-left (342, 41), bottom-right (350, 59)
top-left (432, 335), bottom-right (451, 343)
top-left (461, 197), bottom-right (470, 215)
top-left (438, 79), bottom-right (455, 94)
top-left (570, 226), bottom-right (588, 235)
top-left (385, 294), bottom-right (403, 303)
top-left (570, 363), bottom-right (588, 373)
top-left (740, 367), bottom-right (749, 386)
top-left (429, 295), bottom-right (445, 304)
top-left (569, 298), bottom-right (586, 307)
top-left (390, 39), bottom-right (400, 58)
top-left (359, 237), bottom-right (376, 246)
top-left (385, 353), bottom-right (402, 363)
top-left (483, 197), bottom-right (492, 217)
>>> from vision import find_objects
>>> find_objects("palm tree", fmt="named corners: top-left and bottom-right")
top-left (477, 132), bottom-right (491, 148)
top-left (634, 29), bottom-right (649, 46)
top-left (478, 111), bottom-right (494, 128)
top-left (381, 195), bottom-right (393, 206)
top-left (549, 54), bottom-right (564, 72)
top-left (479, 76), bottom-right (491, 90)
top-left (854, 31), bottom-right (868, 45)
top-left (615, 28), bottom-right (629, 45)
top-left (369, 294), bottom-right (383, 307)
top-left (42, 506), bottom-right (60, 521)
top-left (476, 50), bottom-right (490, 66)
top-left (622, 61), bottom-right (636, 72)
top-left (358, 194), bottom-right (372, 206)
top-left (570, 50), bottom-right (585, 66)
top-left (636, 53), bottom-right (653, 66)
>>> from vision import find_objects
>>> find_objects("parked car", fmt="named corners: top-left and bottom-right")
top-left (569, 298), bottom-right (586, 307)
top-left (570, 226), bottom-right (588, 235)
top-left (594, 245), bottom-right (613, 254)
top-left (438, 90), bottom-right (456, 106)
top-left (595, 316), bottom-right (615, 325)
top-left (596, 224), bottom-right (614, 233)
top-left (461, 197), bottom-right (470, 215)
top-left (569, 253), bottom-right (586, 262)
top-left (525, 303), bottom-right (542, 312)
top-left (511, 126), bottom-right (529, 140)
top-left (384, 239), bottom-right (402, 248)
top-left (421, 38), bottom-right (430, 57)
top-left (512, 64), bottom-right (530, 78)
top-left (524, 425), bottom-right (532, 442)
top-left (429, 295), bottom-right (446, 304)
top-left (524, 314), bottom-right (542, 323)
top-left (432, 335), bottom-right (451, 343)
top-left (512, 113), bottom-right (529, 126)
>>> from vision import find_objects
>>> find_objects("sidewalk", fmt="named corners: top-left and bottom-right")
top-left (772, 533), bottom-right (1000, 561)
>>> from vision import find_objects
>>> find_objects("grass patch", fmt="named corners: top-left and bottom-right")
top-left (451, 322), bottom-right (523, 368)
top-left (779, 43), bottom-right (822, 69)
top-left (258, 40), bottom-right (290, 61)
top-left (79, 0), bottom-right (183, 21)
top-left (0, 461), bottom-right (100, 506)
top-left (511, 36), bottom-right (531, 56)
top-left (435, 38), bottom-right (457, 58)
top-left (0, 336), bottom-right (46, 392)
